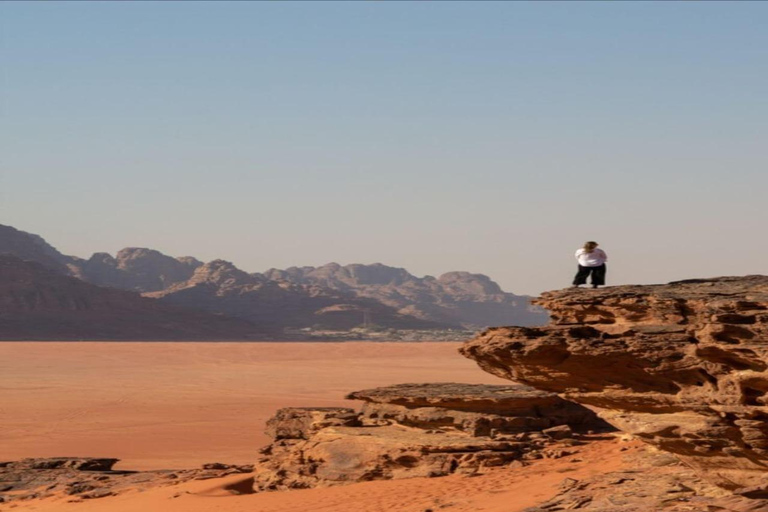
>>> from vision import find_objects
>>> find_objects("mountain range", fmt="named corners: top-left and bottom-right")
top-left (0, 224), bottom-right (547, 340)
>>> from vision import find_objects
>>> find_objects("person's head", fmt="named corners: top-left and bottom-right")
top-left (583, 241), bottom-right (599, 253)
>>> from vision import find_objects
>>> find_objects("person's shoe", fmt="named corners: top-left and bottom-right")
top-left (571, 285), bottom-right (580, 288)
top-left (592, 285), bottom-right (599, 289)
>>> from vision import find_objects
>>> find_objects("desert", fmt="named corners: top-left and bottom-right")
top-left (4, 2), bottom-right (768, 510)
top-left (6, 276), bottom-right (768, 511)
top-left (1, 341), bottom-right (627, 512)
top-left (0, 342), bottom-right (504, 470)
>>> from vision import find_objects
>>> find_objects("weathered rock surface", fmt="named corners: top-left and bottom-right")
top-left (264, 407), bottom-right (361, 440)
top-left (0, 458), bottom-right (252, 504)
top-left (251, 383), bottom-right (610, 491)
top-left (523, 447), bottom-right (768, 512)
top-left (347, 383), bottom-right (609, 436)
top-left (461, 276), bottom-right (768, 493)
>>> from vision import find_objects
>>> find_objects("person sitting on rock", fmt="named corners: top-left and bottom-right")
top-left (572, 241), bottom-right (607, 289)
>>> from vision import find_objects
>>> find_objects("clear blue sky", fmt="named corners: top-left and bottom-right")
top-left (2, 2), bottom-right (766, 294)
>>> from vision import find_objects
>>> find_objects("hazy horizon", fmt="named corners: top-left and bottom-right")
top-left (2, 2), bottom-right (766, 295)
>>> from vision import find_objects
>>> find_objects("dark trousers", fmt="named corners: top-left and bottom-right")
top-left (573, 264), bottom-right (606, 286)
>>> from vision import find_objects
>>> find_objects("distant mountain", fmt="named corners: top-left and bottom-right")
top-left (147, 260), bottom-right (444, 331)
top-left (0, 255), bottom-right (265, 341)
top-left (0, 223), bottom-right (547, 335)
top-left (265, 263), bottom-right (548, 328)
top-left (74, 248), bottom-right (203, 293)
top-left (0, 224), bottom-right (73, 273)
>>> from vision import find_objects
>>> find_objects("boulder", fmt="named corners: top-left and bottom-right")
top-left (265, 407), bottom-right (359, 440)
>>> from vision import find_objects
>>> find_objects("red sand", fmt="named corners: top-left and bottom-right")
top-left (12, 437), bottom-right (638, 512)
top-left (1, 341), bottom-right (638, 511)
top-left (0, 341), bottom-right (506, 470)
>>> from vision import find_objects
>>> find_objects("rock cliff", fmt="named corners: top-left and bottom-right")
top-left (461, 276), bottom-right (768, 494)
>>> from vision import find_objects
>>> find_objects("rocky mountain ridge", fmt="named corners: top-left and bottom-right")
top-left (0, 255), bottom-right (265, 340)
top-left (145, 260), bottom-right (441, 331)
top-left (75, 248), bottom-right (202, 293)
top-left (0, 224), bottom-right (545, 334)
top-left (266, 263), bottom-right (547, 328)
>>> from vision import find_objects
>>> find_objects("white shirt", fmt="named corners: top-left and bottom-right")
top-left (575, 248), bottom-right (607, 267)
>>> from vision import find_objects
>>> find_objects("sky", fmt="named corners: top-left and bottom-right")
top-left (1, 2), bottom-right (766, 295)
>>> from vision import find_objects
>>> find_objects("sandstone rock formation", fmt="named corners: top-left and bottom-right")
top-left (347, 382), bottom-right (606, 436)
top-left (266, 262), bottom-right (548, 328)
top-left (461, 276), bottom-right (768, 494)
top-left (251, 383), bottom-right (608, 490)
top-left (0, 255), bottom-right (264, 340)
top-left (523, 447), bottom-right (768, 512)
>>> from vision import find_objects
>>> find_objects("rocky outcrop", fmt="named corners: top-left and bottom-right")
top-left (0, 457), bottom-right (252, 503)
top-left (461, 276), bottom-right (768, 494)
top-left (266, 263), bottom-right (548, 329)
top-left (523, 448), bottom-right (768, 512)
top-left (0, 255), bottom-right (265, 340)
top-left (347, 382), bottom-right (606, 436)
top-left (251, 383), bottom-right (609, 490)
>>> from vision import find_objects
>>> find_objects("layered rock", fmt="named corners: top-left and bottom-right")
top-left (252, 383), bottom-right (608, 490)
top-left (347, 382), bottom-right (605, 436)
top-left (461, 276), bottom-right (768, 493)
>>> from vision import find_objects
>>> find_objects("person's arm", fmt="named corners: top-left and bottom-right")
top-left (575, 249), bottom-right (583, 260)
top-left (600, 249), bottom-right (608, 261)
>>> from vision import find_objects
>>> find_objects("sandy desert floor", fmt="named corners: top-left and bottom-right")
top-left (1, 341), bottom-right (647, 512)
top-left (0, 341), bottom-right (507, 470)
top-left (6, 435), bottom-right (637, 512)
